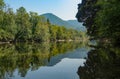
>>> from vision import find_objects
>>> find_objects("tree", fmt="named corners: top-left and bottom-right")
top-left (29, 12), bottom-right (49, 42)
top-left (94, 0), bottom-right (120, 44)
top-left (76, 0), bottom-right (99, 38)
top-left (49, 25), bottom-right (58, 41)
top-left (0, 0), bottom-right (86, 42)
top-left (76, 0), bottom-right (120, 45)
top-left (0, 0), bottom-right (5, 10)
top-left (29, 12), bottom-right (40, 40)
top-left (15, 7), bottom-right (31, 41)
top-left (33, 22), bottom-right (50, 42)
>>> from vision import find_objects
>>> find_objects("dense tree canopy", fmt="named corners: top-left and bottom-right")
top-left (0, 0), bottom-right (5, 10)
top-left (76, 0), bottom-right (120, 45)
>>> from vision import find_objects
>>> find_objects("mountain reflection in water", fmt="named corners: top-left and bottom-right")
top-left (0, 42), bottom-right (90, 79)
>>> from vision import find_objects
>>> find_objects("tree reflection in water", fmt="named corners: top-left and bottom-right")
top-left (77, 45), bottom-right (120, 79)
top-left (0, 42), bottom-right (88, 79)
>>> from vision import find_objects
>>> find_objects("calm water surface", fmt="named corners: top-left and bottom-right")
top-left (77, 45), bottom-right (120, 79)
top-left (0, 42), bottom-right (90, 79)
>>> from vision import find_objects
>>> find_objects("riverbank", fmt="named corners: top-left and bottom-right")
top-left (0, 39), bottom-right (89, 44)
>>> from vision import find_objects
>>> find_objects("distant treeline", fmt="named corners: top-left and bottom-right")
top-left (0, 0), bottom-right (87, 42)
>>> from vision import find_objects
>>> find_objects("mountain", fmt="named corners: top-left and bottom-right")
top-left (41, 13), bottom-right (86, 31)
top-left (67, 20), bottom-right (86, 31)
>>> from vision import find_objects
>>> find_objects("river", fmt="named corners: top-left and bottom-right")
top-left (0, 42), bottom-right (91, 79)
top-left (77, 44), bottom-right (120, 79)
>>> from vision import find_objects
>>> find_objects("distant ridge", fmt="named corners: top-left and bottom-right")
top-left (67, 20), bottom-right (86, 31)
top-left (41, 13), bottom-right (86, 31)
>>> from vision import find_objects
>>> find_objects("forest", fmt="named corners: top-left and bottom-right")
top-left (76, 0), bottom-right (120, 79)
top-left (0, 0), bottom-right (87, 43)
top-left (76, 0), bottom-right (120, 46)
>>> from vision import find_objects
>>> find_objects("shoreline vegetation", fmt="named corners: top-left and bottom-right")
top-left (0, 39), bottom-right (88, 45)
top-left (0, 0), bottom-right (88, 43)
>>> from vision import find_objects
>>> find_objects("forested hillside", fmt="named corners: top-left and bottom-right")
top-left (42, 13), bottom-right (86, 31)
top-left (0, 0), bottom-right (87, 43)
top-left (67, 20), bottom-right (86, 31)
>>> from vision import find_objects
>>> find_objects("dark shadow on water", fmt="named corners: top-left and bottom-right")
top-left (77, 45), bottom-right (120, 79)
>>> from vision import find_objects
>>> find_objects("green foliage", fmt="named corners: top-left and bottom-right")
top-left (0, 7), bottom-right (16, 41)
top-left (0, 0), bottom-right (5, 10)
top-left (94, 0), bottom-right (120, 44)
top-left (42, 13), bottom-right (86, 31)
top-left (29, 12), bottom-right (50, 42)
top-left (0, 0), bottom-right (87, 42)
top-left (76, 0), bottom-right (120, 45)
top-left (15, 7), bottom-right (31, 41)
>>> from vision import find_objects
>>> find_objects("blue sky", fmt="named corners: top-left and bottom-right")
top-left (4, 0), bottom-right (82, 20)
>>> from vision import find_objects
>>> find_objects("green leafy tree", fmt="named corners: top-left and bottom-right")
top-left (15, 7), bottom-right (31, 41)
top-left (0, 0), bottom-right (87, 42)
top-left (94, 0), bottom-right (120, 44)
top-left (76, 0), bottom-right (120, 45)
top-left (0, 0), bottom-right (5, 10)
top-left (49, 25), bottom-right (58, 41)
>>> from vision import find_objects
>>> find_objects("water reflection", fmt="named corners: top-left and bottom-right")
top-left (14, 58), bottom-right (86, 79)
top-left (0, 42), bottom-right (90, 79)
top-left (77, 46), bottom-right (120, 79)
